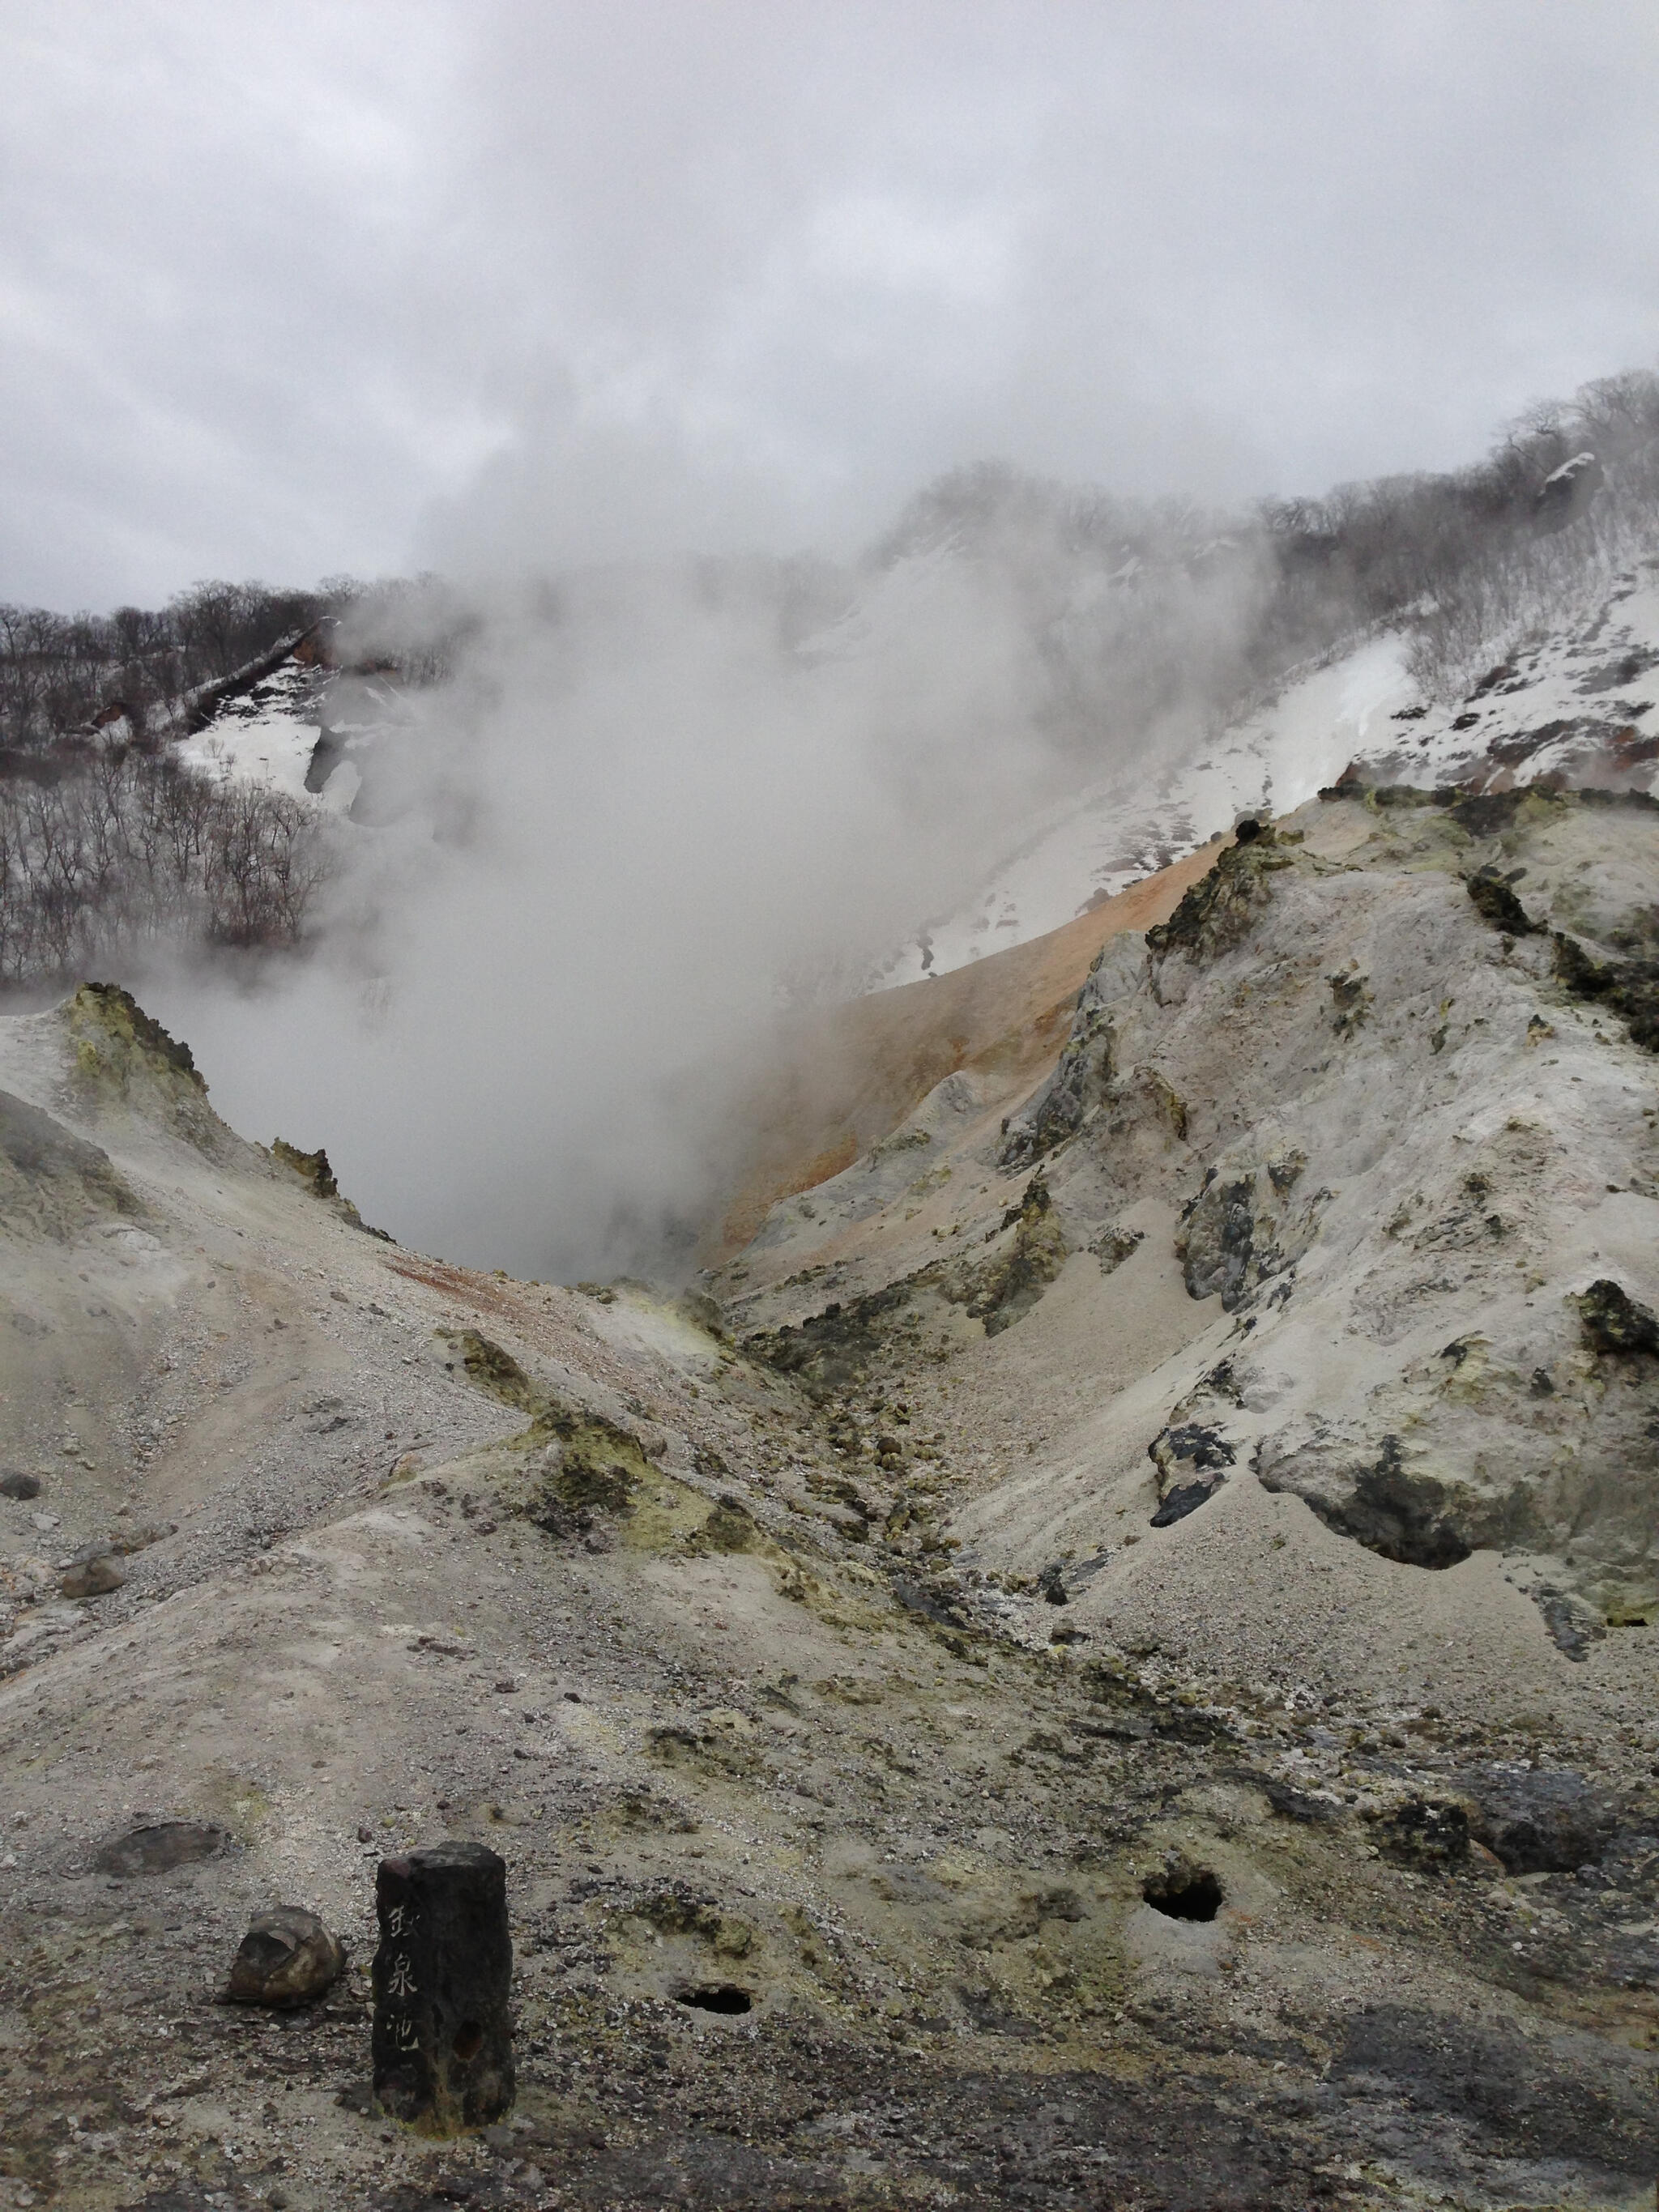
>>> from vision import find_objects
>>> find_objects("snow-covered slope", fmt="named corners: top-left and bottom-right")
top-left (174, 654), bottom-right (331, 798)
top-left (874, 635), bottom-right (1412, 987)
top-left (873, 556), bottom-right (1659, 989)
top-left (183, 557), bottom-right (1659, 998)
top-left (1357, 561), bottom-right (1659, 795)
top-left (177, 655), bottom-right (407, 816)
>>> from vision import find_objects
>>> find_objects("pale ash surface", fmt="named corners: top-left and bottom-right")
top-left (1, 799), bottom-right (1655, 2204)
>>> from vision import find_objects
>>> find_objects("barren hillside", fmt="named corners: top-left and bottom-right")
top-left (2, 769), bottom-right (1657, 2209)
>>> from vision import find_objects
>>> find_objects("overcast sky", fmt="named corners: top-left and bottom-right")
top-left (4, 0), bottom-right (1658, 609)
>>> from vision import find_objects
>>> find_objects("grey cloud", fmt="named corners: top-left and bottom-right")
top-left (3, 0), bottom-right (1658, 603)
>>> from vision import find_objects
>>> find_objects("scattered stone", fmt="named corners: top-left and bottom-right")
top-left (60, 1552), bottom-right (126, 1599)
top-left (0, 1470), bottom-right (41, 1500)
top-left (1535, 1585), bottom-right (1609, 1661)
top-left (373, 1841), bottom-right (514, 2133)
top-left (223, 1905), bottom-right (346, 2007)
top-left (95, 1820), bottom-right (228, 1876)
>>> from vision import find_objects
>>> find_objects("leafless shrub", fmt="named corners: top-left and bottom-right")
top-left (203, 782), bottom-right (331, 946)
top-left (330, 573), bottom-right (482, 686)
top-left (1263, 369), bottom-right (1659, 702)
top-left (0, 580), bottom-right (329, 752)
top-left (0, 745), bottom-right (333, 989)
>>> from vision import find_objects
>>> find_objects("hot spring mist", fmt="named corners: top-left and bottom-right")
top-left (139, 490), bottom-right (1270, 1280)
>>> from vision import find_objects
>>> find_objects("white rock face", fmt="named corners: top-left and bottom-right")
top-left (731, 784), bottom-right (1659, 1658)
top-left (1029, 798), bottom-right (1659, 1630)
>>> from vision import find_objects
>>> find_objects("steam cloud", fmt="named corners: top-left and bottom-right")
top-left (146, 481), bottom-right (1265, 1280)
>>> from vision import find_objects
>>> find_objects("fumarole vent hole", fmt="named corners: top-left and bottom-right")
top-left (675, 1983), bottom-right (753, 2015)
top-left (1142, 1865), bottom-right (1223, 1922)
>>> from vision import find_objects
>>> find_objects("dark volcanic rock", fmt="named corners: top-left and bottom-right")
top-left (1465, 870), bottom-right (1542, 935)
top-left (1574, 1277), bottom-right (1659, 1357)
top-left (1333, 2000), bottom-right (1656, 2189)
top-left (1149, 1477), bottom-right (1222, 1528)
top-left (1536, 1584), bottom-right (1610, 1661)
top-left (1149, 1420), bottom-right (1235, 1525)
top-left (1461, 1767), bottom-right (1618, 1873)
top-left (1371, 1796), bottom-right (1469, 1870)
top-left (1552, 936), bottom-right (1659, 1054)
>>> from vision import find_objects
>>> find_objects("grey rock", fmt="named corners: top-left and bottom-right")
top-left (224, 1905), bottom-right (346, 2007)
top-left (1175, 1147), bottom-right (1312, 1310)
top-left (60, 1553), bottom-right (126, 1599)
top-left (95, 1820), bottom-right (228, 1876)
top-left (1462, 1767), bottom-right (1618, 1873)
top-left (0, 1085), bottom-right (145, 1240)
top-left (1149, 1421), bottom-right (1235, 1526)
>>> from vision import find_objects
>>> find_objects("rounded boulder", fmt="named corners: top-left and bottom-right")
top-left (224, 1905), bottom-right (346, 2008)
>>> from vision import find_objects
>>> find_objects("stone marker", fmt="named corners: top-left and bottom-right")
top-left (372, 1841), bottom-right (514, 2133)
top-left (224, 1905), bottom-right (345, 2007)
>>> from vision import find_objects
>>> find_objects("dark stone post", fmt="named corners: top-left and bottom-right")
top-left (372, 1841), bottom-right (514, 2133)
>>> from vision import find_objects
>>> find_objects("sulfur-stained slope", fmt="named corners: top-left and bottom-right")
top-left (719, 788), bottom-right (1659, 1758)
top-left (714, 840), bottom-right (1225, 1258)
top-left (2, 872), bottom-right (1658, 2208)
